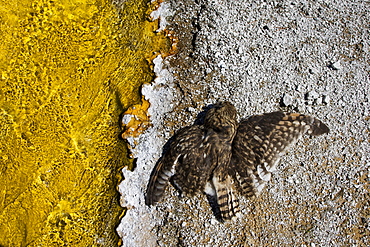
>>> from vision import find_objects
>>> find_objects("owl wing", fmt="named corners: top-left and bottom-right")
top-left (213, 112), bottom-right (329, 220)
top-left (146, 125), bottom-right (217, 205)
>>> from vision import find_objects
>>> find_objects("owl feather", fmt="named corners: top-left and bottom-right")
top-left (146, 102), bottom-right (238, 206)
top-left (216, 112), bottom-right (330, 220)
top-left (145, 102), bottom-right (329, 222)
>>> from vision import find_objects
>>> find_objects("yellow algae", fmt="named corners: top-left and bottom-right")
top-left (0, 0), bottom-right (169, 246)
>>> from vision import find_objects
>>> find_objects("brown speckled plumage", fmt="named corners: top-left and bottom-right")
top-left (146, 102), bottom-right (329, 221)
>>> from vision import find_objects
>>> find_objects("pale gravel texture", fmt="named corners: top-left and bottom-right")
top-left (118, 0), bottom-right (369, 246)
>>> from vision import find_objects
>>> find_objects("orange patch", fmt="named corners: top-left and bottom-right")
top-left (121, 96), bottom-right (152, 139)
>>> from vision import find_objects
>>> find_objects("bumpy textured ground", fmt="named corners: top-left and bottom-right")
top-left (118, 0), bottom-right (369, 246)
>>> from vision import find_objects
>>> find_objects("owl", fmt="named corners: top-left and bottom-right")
top-left (145, 101), bottom-right (238, 205)
top-left (145, 102), bottom-right (329, 221)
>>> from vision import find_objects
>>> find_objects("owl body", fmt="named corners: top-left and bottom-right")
top-left (145, 102), bottom-right (238, 205)
top-left (145, 102), bottom-right (329, 221)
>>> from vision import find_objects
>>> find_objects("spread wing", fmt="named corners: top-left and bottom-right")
top-left (214, 112), bottom-right (329, 220)
top-left (145, 125), bottom-right (218, 205)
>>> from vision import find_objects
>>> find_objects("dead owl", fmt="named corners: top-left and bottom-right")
top-left (146, 101), bottom-right (329, 221)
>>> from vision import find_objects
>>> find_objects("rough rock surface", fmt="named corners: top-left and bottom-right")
top-left (117, 0), bottom-right (370, 246)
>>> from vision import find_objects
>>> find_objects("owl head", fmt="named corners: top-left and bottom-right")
top-left (204, 101), bottom-right (238, 133)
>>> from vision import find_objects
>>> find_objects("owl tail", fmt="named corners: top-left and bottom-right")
top-left (145, 159), bottom-right (173, 205)
top-left (212, 175), bottom-right (241, 221)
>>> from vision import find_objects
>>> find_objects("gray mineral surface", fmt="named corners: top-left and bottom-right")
top-left (117, 0), bottom-right (370, 246)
